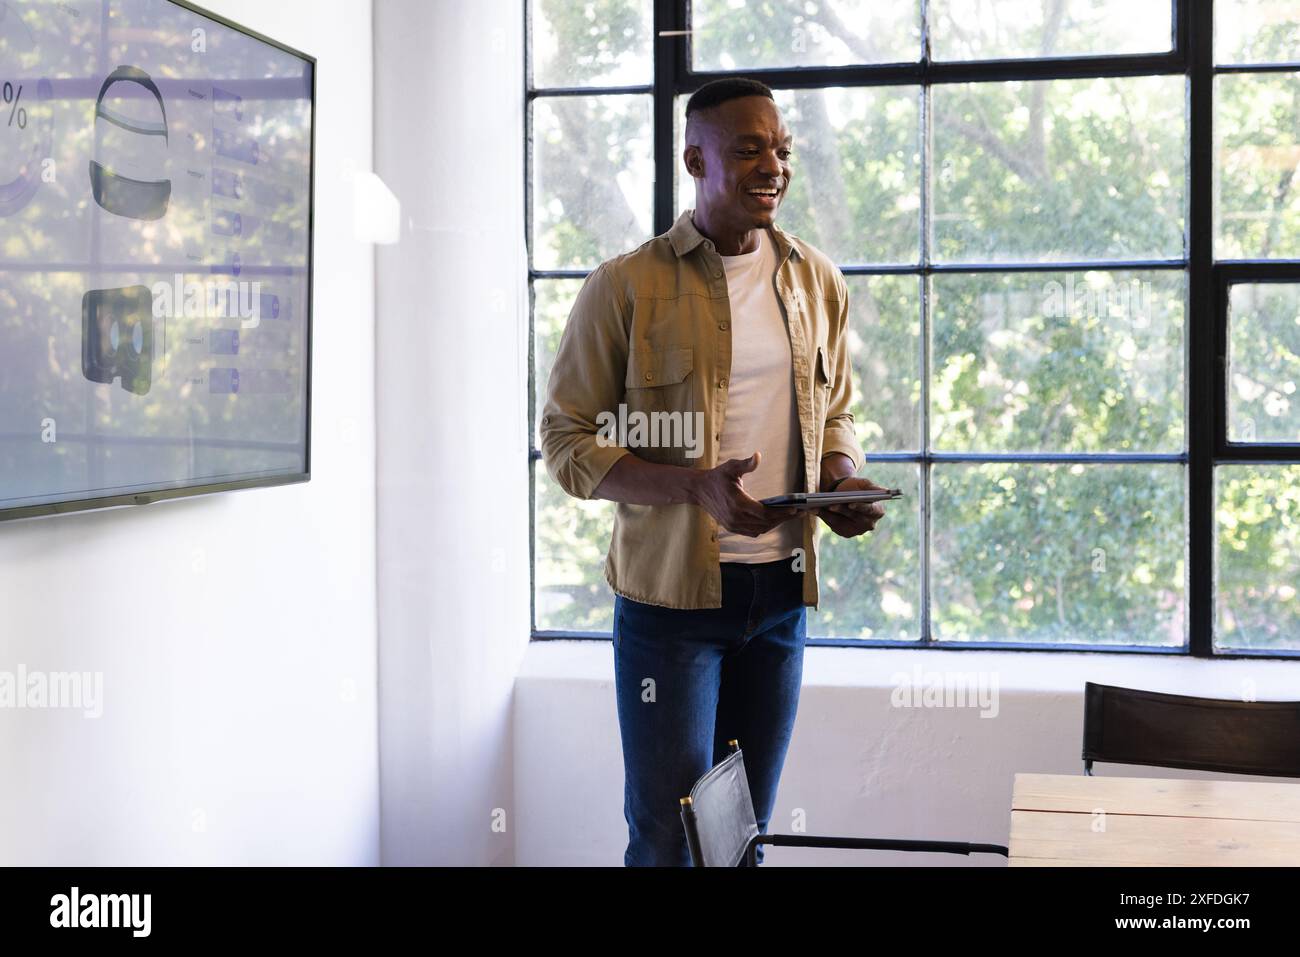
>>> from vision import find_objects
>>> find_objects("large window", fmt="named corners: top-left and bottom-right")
top-left (526, 0), bottom-right (1300, 657)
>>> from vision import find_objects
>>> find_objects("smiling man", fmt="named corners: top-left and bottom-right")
top-left (540, 77), bottom-right (890, 867)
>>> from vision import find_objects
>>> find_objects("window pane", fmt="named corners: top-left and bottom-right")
top-left (1215, 73), bottom-right (1300, 259)
top-left (1216, 464), bottom-right (1300, 652)
top-left (930, 271), bottom-right (1186, 453)
top-left (530, 0), bottom-right (652, 88)
top-left (675, 88), bottom-right (922, 265)
top-left (930, 0), bottom-right (1172, 62)
top-left (848, 276), bottom-right (921, 452)
top-left (690, 0), bottom-right (920, 71)
top-left (1215, 0), bottom-right (1300, 65)
top-left (675, 94), bottom-right (690, 217)
top-left (1228, 283), bottom-right (1300, 443)
top-left (810, 462), bottom-right (921, 639)
top-left (932, 76), bottom-right (1186, 263)
top-left (533, 278), bottom-right (586, 448)
top-left (531, 94), bottom-right (653, 270)
top-left (535, 463), bottom-right (616, 633)
top-left (931, 463), bottom-right (1185, 645)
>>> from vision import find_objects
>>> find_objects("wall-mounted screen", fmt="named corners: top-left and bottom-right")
top-left (0, 0), bottom-right (314, 522)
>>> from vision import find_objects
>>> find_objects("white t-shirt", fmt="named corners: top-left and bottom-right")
top-left (715, 227), bottom-right (803, 563)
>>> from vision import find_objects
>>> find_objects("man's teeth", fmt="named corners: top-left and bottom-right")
top-left (748, 188), bottom-right (779, 195)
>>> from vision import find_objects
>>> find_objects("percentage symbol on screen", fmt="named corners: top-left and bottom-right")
top-left (4, 82), bottom-right (27, 130)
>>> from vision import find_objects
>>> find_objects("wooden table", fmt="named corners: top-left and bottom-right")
top-left (1009, 772), bottom-right (1300, 866)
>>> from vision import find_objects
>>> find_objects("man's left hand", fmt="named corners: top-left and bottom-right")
top-left (816, 476), bottom-right (889, 538)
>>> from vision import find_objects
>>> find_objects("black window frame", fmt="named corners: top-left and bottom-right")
top-left (525, 0), bottom-right (1300, 659)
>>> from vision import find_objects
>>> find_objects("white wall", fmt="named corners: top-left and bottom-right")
top-left (515, 642), bottom-right (1300, 865)
top-left (373, 0), bottom-right (530, 866)
top-left (0, 0), bottom-right (378, 865)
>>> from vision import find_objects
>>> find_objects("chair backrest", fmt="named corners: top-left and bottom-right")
top-left (680, 744), bottom-right (759, 867)
top-left (1082, 681), bottom-right (1300, 778)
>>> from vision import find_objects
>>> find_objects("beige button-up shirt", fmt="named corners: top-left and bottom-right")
top-left (540, 208), bottom-right (865, 610)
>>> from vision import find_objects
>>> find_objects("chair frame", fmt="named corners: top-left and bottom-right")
top-left (680, 741), bottom-right (1009, 867)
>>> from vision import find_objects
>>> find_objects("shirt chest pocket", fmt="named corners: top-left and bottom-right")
top-left (626, 345), bottom-right (694, 392)
top-left (622, 346), bottom-right (699, 466)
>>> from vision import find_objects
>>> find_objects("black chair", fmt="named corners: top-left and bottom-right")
top-left (678, 740), bottom-right (1009, 867)
top-left (1082, 681), bottom-right (1300, 778)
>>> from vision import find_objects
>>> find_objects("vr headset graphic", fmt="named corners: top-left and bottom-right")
top-left (81, 285), bottom-right (154, 396)
top-left (80, 65), bottom-right (169, 395)
top-left (88, 65), bottom-right (171, 221)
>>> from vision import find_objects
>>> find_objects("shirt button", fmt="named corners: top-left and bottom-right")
top-left (644, 372), bottom-right (653, 382)
top-left (713, 269), bottom-right (722, 278)
top-left (719, 321), bottom-right (728, 331)
top-left (718, 378), bottom-right (727, 389)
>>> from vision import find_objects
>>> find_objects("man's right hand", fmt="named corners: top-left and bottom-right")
top-left (690, 452), bottom-right (801, 538)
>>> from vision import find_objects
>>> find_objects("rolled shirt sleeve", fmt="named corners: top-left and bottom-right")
top-left (539, 261), bottom-right (633, 500)
top-left (820, 271), bottom-right (865, 473)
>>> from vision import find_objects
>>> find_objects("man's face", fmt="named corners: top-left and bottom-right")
top-left (685, 96), bottom-right (793, 231)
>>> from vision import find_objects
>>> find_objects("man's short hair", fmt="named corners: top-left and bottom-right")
top-left (684, 77), bottom-right (775, 124)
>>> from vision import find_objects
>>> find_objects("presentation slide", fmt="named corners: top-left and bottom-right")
top-left (0, 0), bottom-right (313, 516)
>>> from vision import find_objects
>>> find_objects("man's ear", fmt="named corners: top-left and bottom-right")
top-left (683, 144), bottom-right (704, 180)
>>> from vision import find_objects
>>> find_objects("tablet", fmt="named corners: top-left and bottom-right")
top-left (761, 488), bottom-right (905, 509)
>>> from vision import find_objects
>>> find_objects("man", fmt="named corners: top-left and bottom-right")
top-left (540, 77), bottom-right (889, 866)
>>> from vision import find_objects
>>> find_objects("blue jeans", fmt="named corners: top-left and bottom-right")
top-left (612, 558), bottom-right (808, 866)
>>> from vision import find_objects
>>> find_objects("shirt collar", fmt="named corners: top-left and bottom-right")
top-left (668, 208), bottom-right (803, 264)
